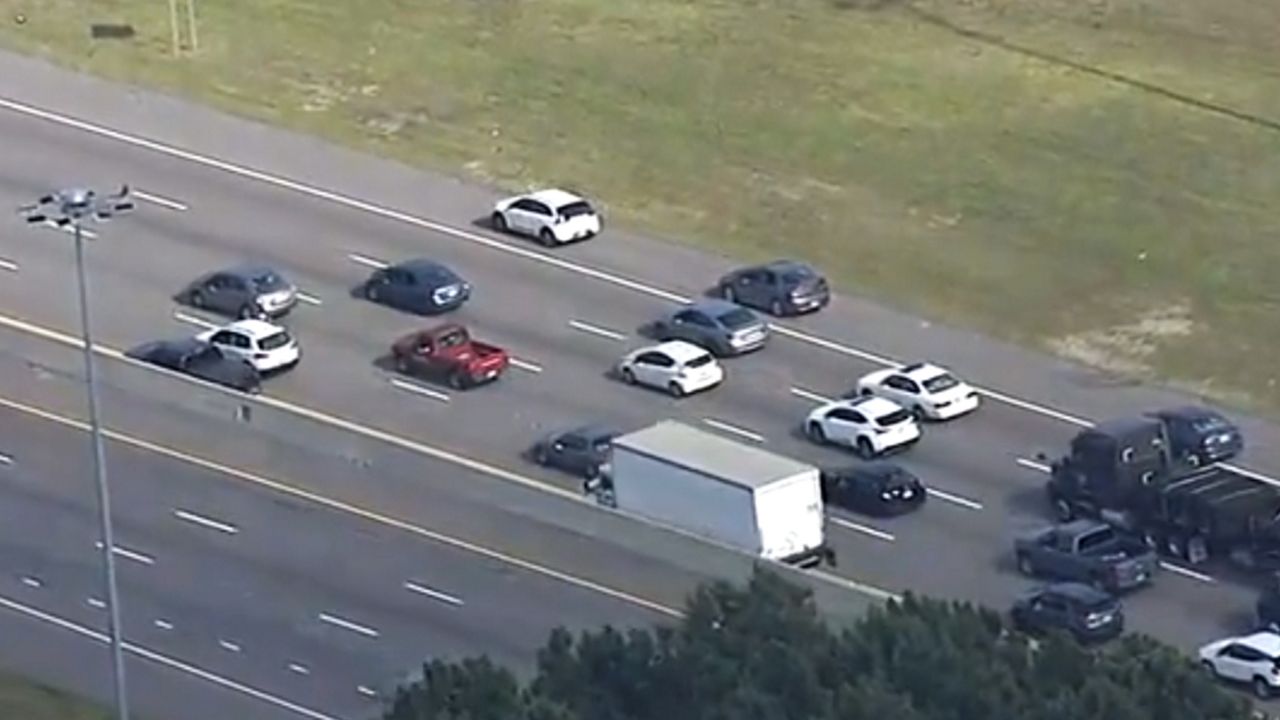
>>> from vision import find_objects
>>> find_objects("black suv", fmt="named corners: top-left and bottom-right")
top-left (1148, 406), bottom-right (1244, 467)
top-left (1011, 582), bottom-right (1124, 644)
top-left (820, 463), bottom-right (926, 517)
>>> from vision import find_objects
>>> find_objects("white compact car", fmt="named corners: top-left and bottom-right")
top-left (491, 188), bottom-right (602, 246)
top-left (1199, 631), bottom-right (1280, 698)
top-left (618, 340), bottom-right (724, 398)
top-left (855, 362), bottom-right (980, 421)
top-left (805, 395), bottom-right (921, 457)
top-left (197, 319), bottom-right (300, 373)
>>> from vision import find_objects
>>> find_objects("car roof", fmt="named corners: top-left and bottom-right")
top-left (762, 259), bottom-right (816, 275)
top-left (153, 337), bottom-right (211, 357)
top-left (898, 362), bottom-right (951, 382)
top-left (831, 395), bottom-right (903, 418)
top-left (1238, 632), bottom-right (1280, 657)
top-left (652, 340), bottom-right (713, 362)
top-left (562, 424), bottom-right (620, 442)
top-left (222, 319), bottom-right (286, 338)
top-left (225, 264), bottom-right (281, 280)
top-left (614, 420), bottom-right (815, 490)
top-left (829, 462), bottom-right (916, 483)
top-left (397, 259), bottom-right (457, 279)
top-left (685, 298), bottom-right (749, 317)
top-left (1042, 582), bottom-right (1114, 605)
top-left (1154, 405), bottom-right (1225, 423)
top-left (526, 188), bottom-right (588, 208)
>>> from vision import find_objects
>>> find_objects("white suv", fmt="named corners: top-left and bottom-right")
top-left (197, 319), bottom-right (300, 373)
top-left (492, 188), bottom-right (602, 246)
top-left (855, 362), bottom-right (980, 421)
top-left (805, 396), bottom-right (921, 457)
top-left (1199, 631), bottom-right (1280, 699)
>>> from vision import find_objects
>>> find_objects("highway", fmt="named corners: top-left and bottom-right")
top-left (1, 48), bottom-right (1280, 713)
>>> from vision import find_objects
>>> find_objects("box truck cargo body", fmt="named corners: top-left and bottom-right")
top-left (603, 421), bottom-right (832, 567)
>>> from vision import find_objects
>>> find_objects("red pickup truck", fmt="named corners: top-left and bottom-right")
top-left (391, 323), bottom-right (510, 389)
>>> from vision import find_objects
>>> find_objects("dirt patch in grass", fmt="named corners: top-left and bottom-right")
top-left (1, 0), bottom-right (1278, 411)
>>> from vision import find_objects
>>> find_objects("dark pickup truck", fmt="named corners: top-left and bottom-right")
top-left (391, 323), bottom-right (510, 389)
top-left (1014, 520), bottom-right (1158, 593)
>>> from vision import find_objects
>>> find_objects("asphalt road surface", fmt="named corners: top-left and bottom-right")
top-left (1, 48), bottom-right (1279, 713)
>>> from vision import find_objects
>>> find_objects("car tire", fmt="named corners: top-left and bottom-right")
top-left (491, 212), bottom-right (507, 233)
top-left (1015, 553), bottom-right (1035, 576)
top-left (1187, 453), bottom-right (1202, 468)
top-left (365, 283), bottom-right (380, 302)
top-left (190, 290), bottom-right (207, 308)
top-left (238, 304), bottom-right (258, 320)
top-left (538, 228), bottom-right (556, 247)
top-left (584, 464), bottom-right (601, 480)
top-left (1254, 677), bottom-right (1273, 700)
top-left (770, 299), bottom-right (786, 317)
top-left (855, 437), bottom-right (875, 459)
top-left (912, 404), bottom-right (927, 421)
top-left (806, 422), bottom-right (827, 444)
top-left (1201, 660), bottom-right (1218, 678)
top-left (621, 368), bottom-right (637, 385)
top-left (668, 381), bottom-right (685, 398)
top-left (860, 387), bottom-right (874, 397)
top-left (722, 285), bottom-right (736, 303)
top-left (533, 447), bottom-right (549, 466)
top-left (1052, 498), bottom-right (1075, 522)
top-left (394, 355), bottom-right (411, 374)
top-left (448, 371), bottom-right (468, 390)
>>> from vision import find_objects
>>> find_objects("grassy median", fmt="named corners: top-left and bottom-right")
top-left (0, 669), bottom-right (109, 719)
top-left (1, 0), bottom-right (1278, 410)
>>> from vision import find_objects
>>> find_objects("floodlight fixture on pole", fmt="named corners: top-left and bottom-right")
top-left (17, 184), bottom-right (135, 720)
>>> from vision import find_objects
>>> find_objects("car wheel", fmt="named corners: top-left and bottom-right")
top-left (1015, 553), bottom-right (1035, 576)
top-left (584, 464), bottom-right (601, 480)
top-left (855, 437), bottom-right (875, 459)
top-left (668, 381), bottom-right (685, 398)
top-left (190, 290), bottom-right (207, 308)
top-left (448, 371), bottom-right (468, 390)
top-left (1052, 499), bottom-right (1075, 522)
top-left (770, 299), bottom-right (785, 316)
top-left (1187, 453), bottom-right (1202, 468)
top-left (238, 304), bottom-right (258, 320)
top-left (621, 368), bottom-right (637, 385)
top-left (491, 212), bottom-right (507, 233)
top-left (722, 285), bottom-right (736, 303)
top-left (911, 404), bottom-right (927, 421)
top-left (533, 446), bottom-right (549, 466)
top-left (538, 228), bottom-right (557, 247)
top-left (365, 283), bottom-right (380, 302)
top-left (1201, 660), bottom-right (1218, 678)
top-left (860, 387), bottom-right (874, 397)
top-left (1254, 677), bottom-right (1273, 700)
top-left (806, 422), bottom-right (827, 444)
top-left (394, 355), bottom-right (410, 374)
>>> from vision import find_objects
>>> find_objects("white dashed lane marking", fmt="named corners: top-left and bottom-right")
top-left (172, 310), bottom-right (219, 330)
top-left (347, 253), bottom-right (388, 270)
top-left (132, 189), bottom-right (188, 211)
top-left (388, 378), bottom-right (451, 403)
top-left (174, 509), bottom-right (239, 535)
top-left (0, 258), bottom-right (18, 272)
top-left (568, 320), bottom-right (626, 341)
top-left (95, 541), bottom-right (156, 566)
top-left (403, 581), bottom-right (464, 607)
top-left (295, 291), bottom-right (322, 306)
top-left (318, 612), bottom-right (379, 639)
top-left (701, 418), bottom-right (766, 444)
top-left (830, 517), bottom-right (896, 542)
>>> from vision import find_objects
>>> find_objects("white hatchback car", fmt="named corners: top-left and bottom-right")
top-left (618, 340), bottom-right (724, 398)
top-left (197, 319), bottom-right (300, 373)
top-left (805, 395), bottom-right (921, 457)
top-left (855, 362), bottom-right (980, 421)
top-left (1199, 631), bottom-right (1280, 698)
top-left (491, 188), bottom-right (602, 246)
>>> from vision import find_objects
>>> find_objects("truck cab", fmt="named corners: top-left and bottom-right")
top-left (391, 323), bottom-right (509, 389)
top-left (1044, 417), bottom-right (1172, 524)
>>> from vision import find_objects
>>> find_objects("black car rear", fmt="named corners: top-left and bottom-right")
top-left (1150, 406), bottom-right (1244, 466)
top-left (821, 463), bottom-right (926, 517)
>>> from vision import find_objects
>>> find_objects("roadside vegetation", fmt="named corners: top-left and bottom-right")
top-left (0, 669), bottom-right (110, 720)
top-left (384, 568), bottom-right (1251, 720)
top-left (2, 0), bottom-right (1279, 411)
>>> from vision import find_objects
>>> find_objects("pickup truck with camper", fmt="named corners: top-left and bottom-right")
top-left (390, 323), bottom-right (509, 389)
top-left (1041, 416), bottom-right (1280, 570)
top-left (589, 420), bottom-right (834, 568)
top-left (1014, 519), bottom-right (1158, 593)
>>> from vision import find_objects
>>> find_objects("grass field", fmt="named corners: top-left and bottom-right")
top-left (1, 0), bottom-right (1279, 410)
top-left (0, 669), bottom-right (109, 719)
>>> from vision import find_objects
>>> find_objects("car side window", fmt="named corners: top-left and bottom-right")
top-left (527, 201), bottom-right (552, 216)
top-left (886, 375), bottom-right (918, 393)
top-left (561, 436), bottom-right (588, 451)
top-left (1038, 595), bottom-right (1066, 613)
top-left (636, 352), bottom-right (673, 367)
top-left (512, 199), bottom-right (538, 212)
top-left (228, 276), bottom-right (247, 291)
top-left (684, 311), bottom-right (713, 327)
top-left (234, 333), bottom-right (252, 349)
top-left (827, 408), bottom-right (858, 423)
top-left (673, 310), bottom-right (698, 324)
top-left (761, 270), bottom-right (777, 285)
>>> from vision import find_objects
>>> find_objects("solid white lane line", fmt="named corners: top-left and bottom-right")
top-left (1015, 457), bottom-right (1052, 473)
top-left (20, 577), bottom-right (41, 589)
top-left (347, 253), bottom-right (388, 270)
top-left (809, 569), bottom-right (902, 602)
top-left (154, 619), bottom-right (174, 631)
top-left (403, 581), bottom-right (464, 607)
top-left (357, 685), bottom-right (379, 698)
top-left (288, 662), bottom-right (311, 676)
top-left (318, 612), bottom-right (380, 639)
top-left (509, 357), bottom-right (542, 374)
top-left (789, 386), bottom-right (834, 404)
top-left (830, 517), bottom-right (896, 542)
top-left (1160, 562), bottom-right (1216, 584)
top-left (701, 418), bottom-right (765, 444)
top-left (94, 541), bottom-right (156, 566)
top-left (133, 189), bottom-right (188, 211)
top-left (0, 258), bottom-right (18, 272)
top-left (174, 509), bottom-right (239, 535)
top-left (926, 488), bottom-right (984, 511)
top-left (219, 639), bottom-right (242, 653)
top-left (295, 291), bottom-right (322, 306)
top-left (42, 221), bottom-right (97, 239)
top-left (87, 597), bottom-right (106, 609)
top-left (172, 310), bottom-right (218, 330)
top-left (0, 591), bottom-right (339, 720)
top-left (568, 319), bottom-right (626, 341)
top-left (388, 377), bottom-right (450, 403)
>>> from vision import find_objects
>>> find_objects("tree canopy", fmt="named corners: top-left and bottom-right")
top-left (386, 569), bottom-right (1253, 720)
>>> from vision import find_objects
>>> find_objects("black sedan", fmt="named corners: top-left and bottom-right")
top-left (129, 338), bottom-right (261, 394)
top-left (715, 260), bottom-right (830, 316)
top-left (363, 259), bottom-right (471, 315)
top-left (531, 424), bottom-right (619, 480)
top-left (820, 463), bottom-right (926, 517)
top-left (1148, 405), bottom-right (1244, 467)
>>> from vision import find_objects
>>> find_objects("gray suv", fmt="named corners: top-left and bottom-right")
top-left (651, 299), bottom-right (770, 357)
top-left (180, 265), bottom-right (298, 319)
top-left (716, 260), bottom-right (830, 316)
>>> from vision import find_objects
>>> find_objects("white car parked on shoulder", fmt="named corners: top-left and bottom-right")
top-left (491, 188), bottom-right (602, 246)
top-left (1199, 631), bottom-right (1280, 699)
top-left (196, 319), bottom-right (300, 373)
top-left (855, 362), bottom-right (980, 421)
top-left (805, 395), bottom-right (921, 458)
top-left (618, 340), bottom-right (724, 398)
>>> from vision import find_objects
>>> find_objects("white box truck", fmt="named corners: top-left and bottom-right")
top-left (594, 420), bottom-right (834, 567)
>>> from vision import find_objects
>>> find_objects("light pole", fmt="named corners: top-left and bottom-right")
top-left (18, 186), bottom-right (135, 720)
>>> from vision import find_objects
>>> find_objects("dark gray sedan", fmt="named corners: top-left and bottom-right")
top-left (129, 338), bottom-right (261, 394)
top-left (651, 298), bottom-right (770, 356)
top-left (716, 260), bottom-right (830, 316)
top-left (180, 265), bottom-right (298, 319)
top-left (531, 425), bottom-right (618, 479)
top-left (363, 259), bottom-right (471, 315)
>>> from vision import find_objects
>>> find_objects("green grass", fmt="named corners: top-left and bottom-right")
top-left (2, 0), bottom-right (1280, 410)
top-left (0, 669), bottom-right (110, 719)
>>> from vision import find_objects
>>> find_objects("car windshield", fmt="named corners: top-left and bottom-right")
top-left (684, 354), bottom-right (714, 369)
top-left (258, 331), bottom-right (292, 350)
top-left (557, 201), bottom-right (594, 218)
top-left (1191, 415), bottom-right (1231, 433)
top-left (717, 308), bottom-right (758, 329)
top-left (922, 373), bottom-right (960, 393)
top-left (250, 271), bottom-right (287, 292)
top-left (875, 409), bottom-right (912, 427)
